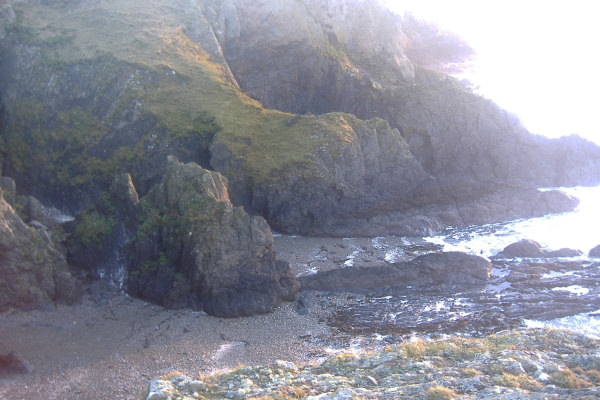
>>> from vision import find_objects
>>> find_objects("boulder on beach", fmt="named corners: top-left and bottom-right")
top-left (300, 251), bottom-right (491, 292)
top-left (0, 352), bottom-right (34, 375)
top-left (127, 156), bottom-right (300, 317)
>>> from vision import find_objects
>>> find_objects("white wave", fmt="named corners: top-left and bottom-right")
top-left (427, 185), bottom-right (600, 258)
top-left (524, 309), bottom-right (600, 340)
top-left (541, 270), bottom-right (579, 279)
top-left (551, 285), bottom-right (590, 296)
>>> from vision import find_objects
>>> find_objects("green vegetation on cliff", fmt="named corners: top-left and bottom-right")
top-left (3, 0), bottom-right (361, 187)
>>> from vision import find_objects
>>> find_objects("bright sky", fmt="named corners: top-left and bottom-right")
top-left (382, 0), bottom-right (600, 144)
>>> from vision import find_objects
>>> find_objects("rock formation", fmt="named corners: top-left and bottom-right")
top-left (0, 180), bottom-right (80, 311)
top-left (127, 156), bottom-right (299, 317)
top-left (589, 244), bottom-right (600, 258)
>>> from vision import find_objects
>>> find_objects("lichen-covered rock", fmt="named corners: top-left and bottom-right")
top-left (0, 190), bottom-right (80, 311)
top-left (145, 329), bottom-right (600, 400)
top-left (128, 156), bottom-right (300, 317)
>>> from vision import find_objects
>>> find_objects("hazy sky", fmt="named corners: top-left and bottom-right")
top-left (382, 0), bottom-right (600, 144)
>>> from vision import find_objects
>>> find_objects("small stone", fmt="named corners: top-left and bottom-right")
top-left (146, 380), bottom-right (175, 400)
top-left (182, 380), bottom-right (207, 393)
top-left (275, 359), bottom-right (298, 371)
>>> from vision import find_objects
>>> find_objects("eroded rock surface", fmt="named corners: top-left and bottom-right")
top-left (0, 188), bottom-right (80, 311)
top-left (127, 156), bottom-right (300, 317)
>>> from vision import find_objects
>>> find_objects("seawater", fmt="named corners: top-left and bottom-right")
top-left (425, 185), bottom-right (600, 338)
top-left (427, 185), bottom-right (600, 258)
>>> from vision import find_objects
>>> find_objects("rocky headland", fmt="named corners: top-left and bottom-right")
top-left (1, 1), bottom-right (600, 398)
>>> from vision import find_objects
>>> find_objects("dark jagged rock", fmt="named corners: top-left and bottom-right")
top-left (0, 190), bottom-right (80, 311)
top-left (300, 251), bottom-right (491, 292)
top-left (66, 173), bottom-right (140, 285)
top-left (127, 156), bottom-right (300, 317)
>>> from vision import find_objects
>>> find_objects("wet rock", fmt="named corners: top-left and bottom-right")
top-left (589, 244), bottom-right (600, 258)
top-left (546, 248), bottom-right (583, 257)
top-left (499, 240), bottom-right (584, 259)
top-left (300, 251), bottom-right (491, 292)
top-left (500, 239), bottom-right (545, 258)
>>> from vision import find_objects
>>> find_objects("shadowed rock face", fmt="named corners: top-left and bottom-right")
top-left (127, 157), bottom-right (300, 317)
top-left (203, 0), bottom-right (595, 235)
top-left (0, 185), bottom-right (80, 311)
top-left (210, 0), bottom-right (600, 191)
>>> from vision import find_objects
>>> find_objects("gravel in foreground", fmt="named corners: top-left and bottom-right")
top-left (146, 328), bottom-right (599, 400)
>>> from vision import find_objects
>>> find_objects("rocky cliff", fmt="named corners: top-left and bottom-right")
top-left (1, 0), bottom-right (595, 234)
top-left (0, 179), bottom-right (80, 311)
top-left (0, 0), bottom-right (599, 312)
top-left (127, 156), bottom-right (299, 317)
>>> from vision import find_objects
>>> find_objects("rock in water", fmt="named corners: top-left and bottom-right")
top-left (498, 239), bottom-right (583, 258)
top-left (589, 244), bottom-right (600, 258)
top-left (0, 189), bottom-right (80, 311)
top-left (500, 239), bottom-right (545, 258)
top-left (127, 156), bottom-right (300, 317)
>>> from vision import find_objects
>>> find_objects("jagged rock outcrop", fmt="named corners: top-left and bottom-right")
top-left (127, 156), bottom-right (299, 317)
top-left (300, 251), bottom-right (491, 292)
top-left (0, 183), bottom-right (80, 311)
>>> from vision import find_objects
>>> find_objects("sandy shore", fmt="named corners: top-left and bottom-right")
top-left (0, 236), bottom-right (338, 400)
top-left (0, 283), bottom-right (332, 400)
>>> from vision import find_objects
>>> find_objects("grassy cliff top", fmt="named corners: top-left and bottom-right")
top-left (7, 0), bottom-right (373, 183)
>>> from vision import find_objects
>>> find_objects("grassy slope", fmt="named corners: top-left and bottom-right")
top-left (9, 0), bottom-right (362, 183)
